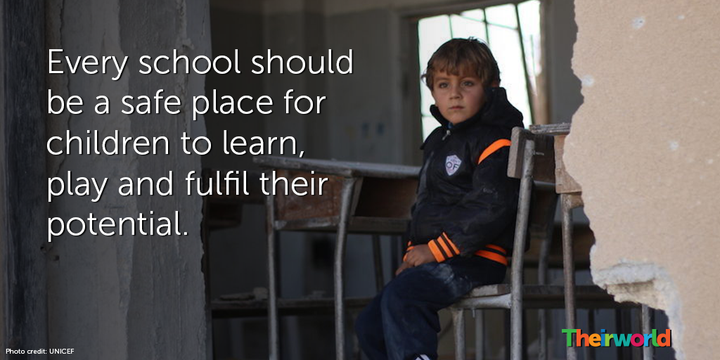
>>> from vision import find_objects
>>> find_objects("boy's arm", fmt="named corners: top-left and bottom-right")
top-left (427, 144), bottom-right (519, 262)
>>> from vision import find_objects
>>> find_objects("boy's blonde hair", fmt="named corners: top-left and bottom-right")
top-left (422, 38), bottom-right (500, 90)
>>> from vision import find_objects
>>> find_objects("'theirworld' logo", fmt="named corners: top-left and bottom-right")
top-left (562, 329), bottom-right (671, 348)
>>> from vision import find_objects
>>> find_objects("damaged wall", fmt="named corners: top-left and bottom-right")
top-left (565, 1), bottom-right (720, 359)
top-left (45, 0), bottom-right (209, 358)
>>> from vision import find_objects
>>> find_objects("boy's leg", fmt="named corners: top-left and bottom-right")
top-left (356, 290), bottom-right (389, 360)
top-left (379, 257), bottom-right (505, 360)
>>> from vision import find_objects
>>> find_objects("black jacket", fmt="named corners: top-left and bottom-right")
top-left (408, 87), bottom-right (523, 262)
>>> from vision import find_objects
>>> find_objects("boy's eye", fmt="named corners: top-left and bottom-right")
top-left (437, 82), bottom-right (448, 89)
top-left (462, 80), bottom-right (475, 87)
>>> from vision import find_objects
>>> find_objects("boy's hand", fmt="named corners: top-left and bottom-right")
top-left (395, 244), bottom-right (435, 275)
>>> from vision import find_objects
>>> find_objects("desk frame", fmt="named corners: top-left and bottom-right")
top-left (257, 156), bottom-right (419, 360)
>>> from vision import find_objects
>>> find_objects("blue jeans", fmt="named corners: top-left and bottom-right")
top-left (355, 256), bottom-right (506, 360)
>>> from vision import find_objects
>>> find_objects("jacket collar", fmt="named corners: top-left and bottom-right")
top-left (429, 87), bottom-right (524, 132)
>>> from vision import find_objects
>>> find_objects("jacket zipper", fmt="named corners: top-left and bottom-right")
top-left (442, 129), bottom-right (451, 141)
top-left (414, 128), bottom-right (451, 240)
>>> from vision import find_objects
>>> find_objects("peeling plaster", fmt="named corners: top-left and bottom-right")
top-left (566, 1), bottom-right (720, 359)
top-left (591, 260), bottom-right (684, 357)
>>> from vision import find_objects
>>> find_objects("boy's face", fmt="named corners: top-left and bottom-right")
top-left (431, 71), bottom-right (486, 125)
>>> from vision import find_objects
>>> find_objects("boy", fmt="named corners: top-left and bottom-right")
top-left (355, 38), bottom-right (524, 360)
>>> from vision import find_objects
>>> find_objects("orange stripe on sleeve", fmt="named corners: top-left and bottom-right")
top-left (442, 233), bottom-right (460, 255)
top-left (437, 239), bottom-right (454, 259)
top-left (477, 139), bottom-right (511, 165)
top-left (475, 250), bottom-right (508, 266)
top-left (427, 241), bottom-right (446, 262)
top-left (486, 244), bottom-right (507, 255)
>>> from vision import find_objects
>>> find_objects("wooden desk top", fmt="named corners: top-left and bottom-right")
top-left (254, 156), bottom-right (420, 179)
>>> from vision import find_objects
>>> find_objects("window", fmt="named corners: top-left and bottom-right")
top-left (417, 1), bottom-right (542, 139)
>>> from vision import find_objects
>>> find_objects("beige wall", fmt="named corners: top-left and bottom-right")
top-left (566, 1), bottom-right (720, 359)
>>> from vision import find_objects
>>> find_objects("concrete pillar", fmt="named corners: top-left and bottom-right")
top-left (45, 0), bottom-right (209, 358)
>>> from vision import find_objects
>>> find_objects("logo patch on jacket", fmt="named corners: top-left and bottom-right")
top-left (445, 155), bottom-right (462, 176)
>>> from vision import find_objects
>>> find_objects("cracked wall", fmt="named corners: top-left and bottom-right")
top-left (565, 1), bottom-right (720, 359)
